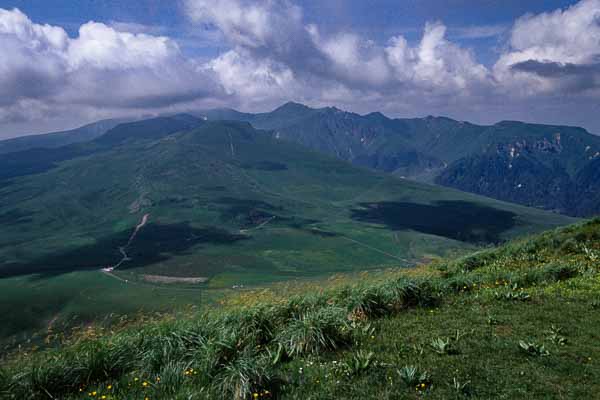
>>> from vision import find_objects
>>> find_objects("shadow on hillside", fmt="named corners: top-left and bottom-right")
top-left (351, 200), bottom-right (516, 244)
top-left (0, 209), bottom-right (34, 226)
top-left (0, 223), bottom-right (248, 279)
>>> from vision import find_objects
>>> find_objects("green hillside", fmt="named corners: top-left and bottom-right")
top-left (199, 103), bottom-right (600, 216)
top-left (1, 219), bottom-right (598, 399)
top-left (0, 117), bottom-right (574, 348)
top-left (0, 119), bottom-right (125, 155)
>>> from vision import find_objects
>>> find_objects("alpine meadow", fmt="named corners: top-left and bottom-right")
top-left (0, 1), bottom-right (599, 399)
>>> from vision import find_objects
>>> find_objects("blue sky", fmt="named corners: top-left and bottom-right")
top-left (2, 0), bottom-right (578, 62)
top-left (1, 0), bottom-right (599, 137)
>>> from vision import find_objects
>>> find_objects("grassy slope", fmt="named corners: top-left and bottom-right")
top-left (0, 120), bottom-right (575, 348)
top-left (0, 119), bottom-right (124, 155)
top-left (1, 219), bottom-right (599, 399)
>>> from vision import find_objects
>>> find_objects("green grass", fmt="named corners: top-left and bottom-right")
top-left (1, 218), bottom-right (598, 399)
top-left (0, 121), bottom-right (576, 347)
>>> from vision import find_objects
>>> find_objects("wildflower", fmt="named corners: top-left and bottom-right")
top-left (134, 377), bottom-right (139, 382)
top-left (101, 396), bottom-right (107, 400)
top-left (107, 385), bottom-right (112, 390)
top-left (253, 394), bottom-right (259, 399)
top-left (142, 381), bottom-right (149, 387)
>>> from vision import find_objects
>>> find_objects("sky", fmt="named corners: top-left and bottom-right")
top-left (1, 0), bottom-right (599, 138)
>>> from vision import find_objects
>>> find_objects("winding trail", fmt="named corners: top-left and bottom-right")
top-left (240, 216), bottom-right (277, 234)
top-left (102, 213), bottom-right (149, 272)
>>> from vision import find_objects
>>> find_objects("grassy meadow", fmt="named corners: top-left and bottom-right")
top-left (0, 121), bottom-right (577, 349)
top-left (1, 218), bottom-right (598, 399)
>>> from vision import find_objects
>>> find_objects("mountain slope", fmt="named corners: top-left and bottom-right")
top-left (0, 119), bottom-right (126, 154)
top-left (0, 114), bottom-right (204, 182)
top-left (2, 218), bottom-right (599, 399)
top-left (0, 116), bottom-right (579, 352)
top-left (198, 103), bottom-right (600, 216)
top-left (0, 118), bottom-right (574, 282)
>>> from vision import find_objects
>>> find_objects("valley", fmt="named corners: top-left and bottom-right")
top-left (0, 116), bottom-right (576, 349)
top-left (2, 1), bottom-right (600, 398)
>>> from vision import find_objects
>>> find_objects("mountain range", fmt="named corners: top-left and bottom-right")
top-left (0, 110), bottom-right (579, 344)
top-left (0, 118), bottom-right (127, 155)
top-left (0, 114), bottom-right (572, 279)
top-left (3, 103), bottom-right (599, 217)
top-left (194, 102), bottom-right (600, 217)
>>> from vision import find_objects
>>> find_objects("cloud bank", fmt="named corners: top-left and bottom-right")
top-left (2, 0), bottom-right (600, 137)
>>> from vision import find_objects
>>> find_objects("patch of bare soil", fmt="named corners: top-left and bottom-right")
top-left (141, 274), bottom-right (208, 284)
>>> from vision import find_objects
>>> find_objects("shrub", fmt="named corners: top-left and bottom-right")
top-left (430, 337), bottom-right (457, 355)
top-left (276, 306), bottom-right (351, 357)
top-left (397, 365), bottom-right (431, 390)
top-left (344, 285), bottom-right (393, 320)
top-left (542, 264), bottom-right (579, 282)
top-left (546, 325), bottom-right (567, 346)
top-left (214, 352), bottom-right (277, 400)
top-left (0, 367), bottom-right (11, 398)
top-left (494, 284), bottom-right (531, 302)
top-left (392, 279), bottom-right (442, 308)
top-left (451, 377), bottom-right (472, 397)
top-left (446, 275), bottom-right (477, 294)
top-left (341, 350), bottom-right (376, 377)
top-left (518, 341), bottom-right (549, 357)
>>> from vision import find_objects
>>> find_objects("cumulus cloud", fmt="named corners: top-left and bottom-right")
top-left (494, 0), bottom-right (600, 95)
top-left (3, 1), bottom-right (600, 137)
top-left (0, 7), bottom-right (225, 131)
top-left (186, 0), bottom-right (492, 107)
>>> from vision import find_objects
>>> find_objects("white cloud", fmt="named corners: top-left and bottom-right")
top-left (185, 0), bottom-right (491, 101)
top-left (3, 1), bottom-right (600, 137)
top-left (494, 0), bottom-right (600, 95)
top-left (0, 7), bottom-right (225, 132)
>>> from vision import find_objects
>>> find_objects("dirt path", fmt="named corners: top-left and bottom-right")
top-left (340, 235), bottom-right (411, 264)
top-left (239, 216), bottom-right (276, 234)
top-left (102, 213), bottom-right (149, 272)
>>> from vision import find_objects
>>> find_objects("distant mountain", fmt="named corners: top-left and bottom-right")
top-left (0, 116), bottom-right (573, 282)
top-left (0, 118), bottom-right (127, 154)
top-left (197, 103), bottom-right (600, 216)
top-left (0, 114), bottom-right (204, 181)
top-left (5, 103), bottom-right (599, 217)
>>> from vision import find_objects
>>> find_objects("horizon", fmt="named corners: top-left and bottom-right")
top-left (2, 0), bottom-right (600, 138)
top-left (2, 100), bottom-right (598, 141)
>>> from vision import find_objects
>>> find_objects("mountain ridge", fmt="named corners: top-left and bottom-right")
top-left (2, 103), bottom-right (599, 216)
top-left (195, 103), bottom-right (600, 216)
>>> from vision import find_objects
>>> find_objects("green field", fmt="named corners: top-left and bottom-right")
top-left (1, 219), bottom-right (599, 399)
top-left (0, 118), bottom-right (576, 349)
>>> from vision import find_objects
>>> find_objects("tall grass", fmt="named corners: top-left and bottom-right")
top-left (2, 218), bottom-right (599, 399)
